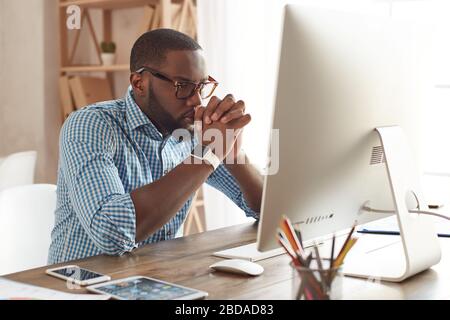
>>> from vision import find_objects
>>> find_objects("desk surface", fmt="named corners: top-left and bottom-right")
top-left (5, 222), bottom-right (450, 299)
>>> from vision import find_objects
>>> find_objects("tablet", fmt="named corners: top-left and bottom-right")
top-left (86, 276), bottom-right (208, 300)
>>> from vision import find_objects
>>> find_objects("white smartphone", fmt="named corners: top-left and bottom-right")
top-left (45, 265), bottom-right (111, 286)
top-left (86, 276), bottom-right (208, 300)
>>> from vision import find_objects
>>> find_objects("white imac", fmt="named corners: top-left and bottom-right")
top-left (214, 5), bottom-right (441, 282)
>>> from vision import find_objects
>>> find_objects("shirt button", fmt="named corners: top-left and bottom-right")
top-left (167, 230), bottom-right (172, 236)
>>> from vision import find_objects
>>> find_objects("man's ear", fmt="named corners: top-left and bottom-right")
top-left (130, 73), bottom-right (146, 97)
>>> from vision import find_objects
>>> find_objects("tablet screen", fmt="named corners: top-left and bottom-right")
top-left (91, 277), bottom-right (205, 300)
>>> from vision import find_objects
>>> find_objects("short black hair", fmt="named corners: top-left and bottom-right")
top-left (130, 28), bottom-right (202, 72)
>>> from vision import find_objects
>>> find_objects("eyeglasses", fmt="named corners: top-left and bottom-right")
top-left (135, 66), bottom-right (219, 100)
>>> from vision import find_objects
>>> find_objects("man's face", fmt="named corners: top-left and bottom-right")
top-left (138, 50), bottom-right (208, 133)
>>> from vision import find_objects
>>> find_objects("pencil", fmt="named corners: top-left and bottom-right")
top-left (280, 216), bottom-right (306, 259)
top-left (333, 237), bottom-right (358, 268)
top-left (294, 228), bottom-right (303, 249)
top-left (277, 233), bottom-right (302, 267)
top-left (313, 243), bottom-right (327, 292)
top-left (337, 222), bottom-right (356, 260)
top-left (330, 234), bottom-right (335, 269)
top-left (329, 237), bottom-right (359, 282)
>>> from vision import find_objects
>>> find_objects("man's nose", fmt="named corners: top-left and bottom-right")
top-left (186, 90), bottom-right (202, 107)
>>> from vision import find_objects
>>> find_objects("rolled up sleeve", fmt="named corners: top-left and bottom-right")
top-left (206, 164), bottom-right (259, 220)
top-left (61, 110), bottom-right (137, 256)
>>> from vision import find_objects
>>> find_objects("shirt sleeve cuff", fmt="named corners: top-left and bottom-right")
top-left (237, 192), bottom-right (260, 221)
top-left (90, 193), bottom-right (138, 255)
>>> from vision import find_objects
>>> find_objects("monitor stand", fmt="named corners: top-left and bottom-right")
top-left (212, 242), bottom-right (285, 262)
top-left (213, 237), bottom-right (324, 262)
top-left (343, 126), bottom-right (441, 282)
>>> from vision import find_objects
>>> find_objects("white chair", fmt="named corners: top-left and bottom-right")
top-left (0, 151), bottom-right (37, 192)
top-left (0, 184), bottom-right (56, 275)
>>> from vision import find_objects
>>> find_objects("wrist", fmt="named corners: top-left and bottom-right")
top-left (188, 155), bottom-right (215, 173)
top-left (191, 144), bottom-right (221, 171)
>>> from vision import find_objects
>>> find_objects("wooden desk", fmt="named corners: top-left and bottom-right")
top-left (5, 222), bottom-right (450, 299)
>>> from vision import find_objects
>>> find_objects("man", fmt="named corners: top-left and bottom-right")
top-left (48, 29), bottom-right (263, 264)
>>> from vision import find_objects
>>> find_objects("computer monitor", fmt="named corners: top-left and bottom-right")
top-left (214, 5), bottom-right (441, 282)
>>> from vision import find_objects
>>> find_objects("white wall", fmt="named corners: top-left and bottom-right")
top-left (0, 2), bottom-right (141, 183)
top-left (0, 0), bottom-right (60, 183)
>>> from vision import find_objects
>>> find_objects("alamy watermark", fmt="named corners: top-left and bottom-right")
top-left (172, 123), bottom-right (280, 175)
top-left (66, 5), bottom-right (81, 30)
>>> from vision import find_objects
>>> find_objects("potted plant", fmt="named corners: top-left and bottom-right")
top-left (100, 41), bottom-right (116, 66)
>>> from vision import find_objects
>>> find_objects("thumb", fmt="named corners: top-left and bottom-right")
top-left (194, 106), bottom-right (206, 122)
top-left (194, 106), bottom-right (205, 131)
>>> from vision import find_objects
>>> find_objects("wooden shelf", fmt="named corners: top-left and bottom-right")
top-left (59, 0), bottom-right (183, 10)
top-left (61, 64), bottom-right (129, 73)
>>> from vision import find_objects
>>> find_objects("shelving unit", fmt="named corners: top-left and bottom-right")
top-left (61, 64), bottom-right (130, 72)
top-left (59, 0), bottom-right (183, 10)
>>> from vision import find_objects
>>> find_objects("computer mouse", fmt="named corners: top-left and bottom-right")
top-left (209, 259), bottom-right (264, 276)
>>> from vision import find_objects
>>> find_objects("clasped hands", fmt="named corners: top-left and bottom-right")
top-left (194, 94), bottom-right (251, 163)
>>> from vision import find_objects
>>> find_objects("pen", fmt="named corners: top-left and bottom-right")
top-left (357, 229), bottom-right (450, 238)
top-left (278, 232), bottom-right (321, 299)
top-left (337, 222), bottom-right (356, 259)
top-left (301, 253), bottom-right (325, 300)
top-left (294, 227), bottom-right (303, 249)
top-left (281, 216), bottom-right (306, 258)
top-left (330, 234), bottom-right (335, 269)
top-left (313, 243), bottom-right (327, 293)
top-left (277, 232), bottom-right (302, 267)
top-left (357, 229), bottom-right (400, 236)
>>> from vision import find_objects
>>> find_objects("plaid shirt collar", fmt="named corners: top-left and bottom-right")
top-left (125, 86), bottom-right (163, 141)
top-left (125, 86), bottom-right (198, 148)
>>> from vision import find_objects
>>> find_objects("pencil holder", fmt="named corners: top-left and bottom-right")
top-left (290, 258), bottom-right (343, 300)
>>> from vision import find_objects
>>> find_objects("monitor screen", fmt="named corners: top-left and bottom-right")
top-left (257, 5), bottom-right (433, 252)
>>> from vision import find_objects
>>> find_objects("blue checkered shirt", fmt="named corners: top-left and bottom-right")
top-left (48, 86), bottom-right (258, 264)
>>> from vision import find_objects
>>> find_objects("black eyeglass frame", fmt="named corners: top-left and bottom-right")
top-left (135, 66), bottom-right (219, 100)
